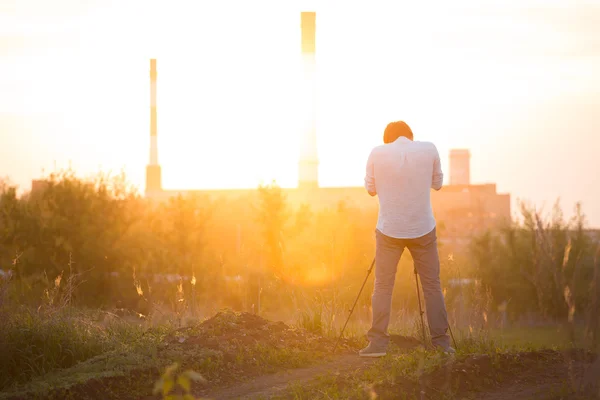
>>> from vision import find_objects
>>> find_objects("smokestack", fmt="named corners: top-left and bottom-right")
top-left (298, 11), bottom-right (319, 190)
top-left (449, 149), bottom-right (471, 185)
top-left (146, 59), bottom-right (162, 194)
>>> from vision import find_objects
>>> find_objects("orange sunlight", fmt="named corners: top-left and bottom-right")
top-left (287, 264), bottom-right (336, 288)
top-left (2, 3), bottom-right (600, 397)
top-left (1, 0), bottom-right (600, 225)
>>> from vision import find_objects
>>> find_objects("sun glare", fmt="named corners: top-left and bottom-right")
top-left (2, 0), bottom-right (599, 225)
top-left (2, 3), bottom-right (600, 397)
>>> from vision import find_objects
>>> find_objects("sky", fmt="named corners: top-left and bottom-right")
top-left (1, 0), bottom-right (599, 227)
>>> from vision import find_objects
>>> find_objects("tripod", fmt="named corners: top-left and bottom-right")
top-left (333, 257), bottom-right (375, 354)
top-left (413, 268), bottom-right (458, 350)
top-left (333, 258), bottom-right (457, 353)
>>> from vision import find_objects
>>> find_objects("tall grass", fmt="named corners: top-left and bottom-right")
top-left (0, 305), bottom-right (156, 390)
top-left (0, 259), bottom-right (165, 391)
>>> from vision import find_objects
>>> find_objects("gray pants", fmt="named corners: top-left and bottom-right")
top-left (367, 227), bottom-right (450, 349)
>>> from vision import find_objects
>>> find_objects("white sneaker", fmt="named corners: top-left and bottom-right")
top-left (359, 343), bottom-right (387, 358)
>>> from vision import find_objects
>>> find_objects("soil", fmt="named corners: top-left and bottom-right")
top-left (186, 313), bottom-right (597, 399)
top-left (4, 311), bottom-right (362, 400)
top-left (475, 353), bottom-right (600, 400)
top-left (171, 312), bottom-right (423, 399)
top-left (3, 311), bottom-right (598, 400)
top-left (200, 354), bottom-right (376, 400)
top-left (163, 311), bottom-right (358, 355)
top-left (199, 346), bottom-right (598, 400)
top-left (420, 349), bottom-right (598, 400)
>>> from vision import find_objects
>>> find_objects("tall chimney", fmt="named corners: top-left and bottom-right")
top-left (449, 149), bottom-right (471, 186)
top-left (146, 59), bottom-right (162, 195)
top-left (298, 11), bottom-right (319, 190)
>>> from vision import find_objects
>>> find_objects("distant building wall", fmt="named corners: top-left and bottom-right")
top-left (449, 149), bottom-right (471, 185)
top-left (431, 186), bottom-right (511, 252)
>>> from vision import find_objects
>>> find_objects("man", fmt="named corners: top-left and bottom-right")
top-left (360, 120), bottom-right (454, 357)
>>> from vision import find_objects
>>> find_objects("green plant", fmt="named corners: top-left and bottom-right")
top-left (299, 307), bottom-right (323, 335)
top-left (153, 362), bottom-right (206, 400)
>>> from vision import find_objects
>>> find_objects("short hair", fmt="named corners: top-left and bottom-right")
top-left (383, 121), bottom-right (413, 143)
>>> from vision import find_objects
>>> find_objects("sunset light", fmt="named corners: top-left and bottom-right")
top-left (1, 1), bottom-right (599, 398)
top-left (2, 1), bottom-right (598, 225)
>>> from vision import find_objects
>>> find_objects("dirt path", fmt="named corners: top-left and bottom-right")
top-left (199, 354), bottom-right (376, 400)
top-left (199, 351), bottom-right (597, 400)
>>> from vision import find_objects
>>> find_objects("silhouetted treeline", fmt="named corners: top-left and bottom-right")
top-left (0, 171), bottom-right (598, 330)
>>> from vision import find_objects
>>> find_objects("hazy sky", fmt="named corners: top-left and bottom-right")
top-left (1, 0), bottom-right (599, 227)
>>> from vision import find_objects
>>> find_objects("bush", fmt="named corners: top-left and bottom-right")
top-left (470, 200), bottom-right (598, 323)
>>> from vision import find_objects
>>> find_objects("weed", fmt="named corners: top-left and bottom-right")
top-left (152, 362), bottom-right (207, 400)
top-left (299, 308), bottom-right (323, 335)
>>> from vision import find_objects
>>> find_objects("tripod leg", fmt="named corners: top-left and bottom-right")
top-left (448, 321), bottom-right (458, 350)
top-left (333, 257), bottom-right (376, 354)
top-left (414, 268), bottom-right (427, 346)
top-left (415, 269), bottom-right (459, 351)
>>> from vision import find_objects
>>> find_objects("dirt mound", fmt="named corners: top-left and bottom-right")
top-left (164, 310), bottom-right (359, 360)
top-left (167, 310), bottom-right (422, 355)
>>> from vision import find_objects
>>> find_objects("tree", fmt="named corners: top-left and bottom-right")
top-left (256, 181), bottom-right (290, 278)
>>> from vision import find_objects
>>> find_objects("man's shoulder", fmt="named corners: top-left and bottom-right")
top-left (369, 144), bottom-right (388, 156)
top-left (413, 139), bottom-right (437, 147)
top-left (369, 140), bottom-right (438, 156)
top-left (413, 140), bottom-right (439, 153)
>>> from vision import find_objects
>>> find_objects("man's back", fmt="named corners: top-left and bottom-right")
top-left (360, 121), bottom-right (453, 358)
top-left (364, 136), bottom-right (443, 239)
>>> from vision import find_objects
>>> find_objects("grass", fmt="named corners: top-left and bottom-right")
top-left (273, 347), bottom-right (459, 399)
top-left (273, 343), bottom-right (569, 399)
top-left (271, 325), bottom-right (592, 400)
top-left (0, 299), bottom-right (592, 400)
top-left (486, 325), bottom-right (586, 349)
top-left (0, 306), bottom-right (170, 399)
top-left (0, 309), bottom-right (334, 400)
top-left (0, 308), bottom-right (594, 400)
top-left (0, 305), bottom-right (160, 391)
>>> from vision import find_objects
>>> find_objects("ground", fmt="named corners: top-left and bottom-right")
top-left (0, 310), bottom-right (598, 400)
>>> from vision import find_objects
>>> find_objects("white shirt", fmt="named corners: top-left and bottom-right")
top-left (364, 136), bottom-right (443, 239)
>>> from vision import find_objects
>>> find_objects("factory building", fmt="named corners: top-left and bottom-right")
top-left (31, 11), bottom-right (511, 253)
top-left (142, 11), bottom-right (511, 249)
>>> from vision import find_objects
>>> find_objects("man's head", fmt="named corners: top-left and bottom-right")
top-left (383, 121), bottom-right (413, 144)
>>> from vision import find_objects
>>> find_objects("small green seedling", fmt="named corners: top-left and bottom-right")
top-left (153, 362), bottom-right (207, 400)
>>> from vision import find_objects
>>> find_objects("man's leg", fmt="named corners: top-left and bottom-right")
top-left (365, 229), bottom-right (405, 352)
top-left (406, 227), bottom-right (451, 350)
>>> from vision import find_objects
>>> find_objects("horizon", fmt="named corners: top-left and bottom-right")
top-left (1, 0), bottom-right (599, 227)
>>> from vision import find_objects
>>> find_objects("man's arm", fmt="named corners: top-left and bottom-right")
top-left (364, 149), bottom-right (377, 196)
top-left (432, 145), bottom-right (443, 191)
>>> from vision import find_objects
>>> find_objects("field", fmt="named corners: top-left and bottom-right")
top-left (0, 307), bottom-right (597, 400)
top-left (0, 172), bottom-right (599, 399)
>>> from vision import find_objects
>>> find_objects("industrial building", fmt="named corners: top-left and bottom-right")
top-left (29, 12), bottom-right (511, 252)
top-left (142, 11), bottom-right (511, 249)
